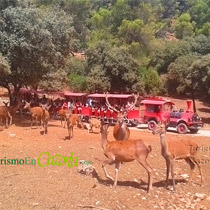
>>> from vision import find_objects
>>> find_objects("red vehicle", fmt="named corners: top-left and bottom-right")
top-left (20, 89), bottom-right (203, 134)
top-left (81, 93), bottom-right (134, 123)
top-left (140, 98), bottom-right (203, 134)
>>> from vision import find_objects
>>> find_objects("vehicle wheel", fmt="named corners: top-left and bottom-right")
top-left (189, 128), bottom-right (199, 134)
top-left (177, 123), bottom-right (188, 134)
top-left (148, 120), bottom-right (157, 131)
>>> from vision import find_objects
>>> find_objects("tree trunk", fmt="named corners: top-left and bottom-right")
top-left (191, 89), bottom-right (196, 113)
top-left (7, 84), bottom-right (21, 106)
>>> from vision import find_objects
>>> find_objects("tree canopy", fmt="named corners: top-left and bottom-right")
top-left (1, 0), bottom-right (210, 100)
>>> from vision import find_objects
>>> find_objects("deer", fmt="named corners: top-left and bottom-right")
top-left (100, 122), bottom-right (153, 192)
top-left (0, 106), bottom-right (12, 129)
top-left (58, 108), bottom-right (72, 128)
top-left (105, 93), bottom-right (138, 141)
top-left (67, 114), bottom-right (84, 139)
top-left (3, 95), bottom-right (22, 125)
top-left (152, 122), bottom-right (203, 191)
top-left (24, 102), bottom-right (50, 134)
top-left (40, 104), bottom-right (50, 134)
top-left (87, 118), bottom-right (101, 133)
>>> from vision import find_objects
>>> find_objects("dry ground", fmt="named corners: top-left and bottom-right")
top-left (0, 117), bottom-right (210, 210)
top-left (0, 94), bottom-right (210, 210)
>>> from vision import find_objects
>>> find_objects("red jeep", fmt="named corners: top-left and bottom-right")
top-left (140, 98), bottom-right (203, 134)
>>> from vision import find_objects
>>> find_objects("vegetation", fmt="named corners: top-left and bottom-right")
top-left (1, 0), bottom-right (210, 101)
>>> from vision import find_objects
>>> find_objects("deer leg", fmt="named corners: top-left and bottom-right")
top-left (9, 113), bottom-right (12, 125)
top-left (63, 118), bottom-right (67, 128)
top-left (137, 159), bottom-right (153, 193)
top-left (45, 121), bottom-right (48, 134)
top-left (113, 162), bottom-right (121, 188)
top-left (35, 116), bottom-right (38, 128)
top-left (68, 125), bottom-right (71, 139)
top-left (189, 157), bottom-right (203, 185)
top-left (185, 157), bottom-right (195, 185)
top-left (5, 117), bottom-right (8, 129)
top-left (81, 121), bottom-right (84, 130)
top-left (88, 124), bottom-right (91, 133)
top-left (165, 158), bottom-right (171, 189)
top-left (31, 116), bottom-right (33, 128)
top-left (40, 118), bottom-right (42, 129)
top-left (68, 125), bottom-right (73, 139)
top-left (170, 159), bottom-right (176, 191)
top-left (71, 125), bottom-right (74, 138)
top-left (102, 159), bottom-right (115, 182)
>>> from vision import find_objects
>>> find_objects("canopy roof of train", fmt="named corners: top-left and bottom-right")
top-left (141, 98), bottom-right (174, 105)
top-left (64, 91), bottom-right (87, 97)
top-left (87, 93), bottom-right (133, 98)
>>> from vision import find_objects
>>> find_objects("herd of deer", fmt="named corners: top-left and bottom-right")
top-left (0, 94), bottom-right (203, 193)
top-left (100, 94), bottom-right (203, 193)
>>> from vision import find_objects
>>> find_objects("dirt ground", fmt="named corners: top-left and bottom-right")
top-left (0, 119), bottom-right (209, 210)
top-left (0, 95), bottom-right (210, 210)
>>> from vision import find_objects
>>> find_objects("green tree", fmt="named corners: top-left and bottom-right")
top-left (68, 73), bottom-right (87, 92)
top-left (66, 57), bottom-right (88, 75)
top-left (167, 54), bottom-right (199, 111)
top-left (150, 40), bottom-right (191, 73)
top-left (111, 0), bottom-right (133, 32)
top-left (0, 53), bottom-right (10, 75)
top-left (197, 22), bottom-right (210, 36)
top-left (39, 68), bottom-right (68, 91)
top-left (86, 65), bottom-right (111, 92)
top-left (55, 0), bottom-right (91, 49)
top-left (136, 3), bottom-right (157, 24)
top-left (86, 41), bottom-right (144, 92)
top-left (167, 54), bottom-right (198, 93)
top-left (118, 19), bottom-right (144, 44)
top-left (189, 0), bottom-right (210, 27)
top-left (161, 0), bottom-right (180, 19)
top-left (190, 54), bottom-right (210, 99)
top-left (189, 35), bottom-right (210, 55)
top-left (118, 19), bottom-right (158, 54)
top-left (90, 8), bottom-right (112, 29)
top-left (0, 6), bottom-right (77, 98)
top-left (175, 13), bottom-right (195, 39)
top-left (0, 0), bottom-right (18, 10)
top-left (141, 68), bottom-right (162, 95)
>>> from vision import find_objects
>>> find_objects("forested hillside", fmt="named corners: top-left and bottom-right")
top-left (1, 0), bottom-right (210, 100)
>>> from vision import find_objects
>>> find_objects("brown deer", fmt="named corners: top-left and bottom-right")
top-left (105, 93), bottom-right (138, 141)
top-left (24, 102), bottom-right (50, 134)
top-left (58, 109), bottom-right (72, 128)
top-left (3, 96), bottom-right (22, 125)
top-left (152, 122), bottom-right (203, 191)
top-left (40, 104), bottom-right (50, 134)
top-left (88, 118), bottom-right (101, 133)
top-left (0, 106), bottom-right (12, 129)
top-left (67, 114), bottom-right (84, 139)
top-left (100, 122), bottom-right (153, 192)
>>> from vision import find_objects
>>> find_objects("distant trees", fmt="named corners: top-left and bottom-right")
top-left (175, 13), bottom-right (195, 38)
top-left (86, 41), bottom-right (145, 93)
top-left (0, 4), bottom-right (77, 98)
top-left (2, 0), bottom-right (210, 99)
top-left (0, 54), bottom-right (10, 75)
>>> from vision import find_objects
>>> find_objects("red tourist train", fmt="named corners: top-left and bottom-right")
top-left (19, 89), bottom-right (203, 134)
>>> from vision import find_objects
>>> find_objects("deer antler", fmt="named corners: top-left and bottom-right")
top-left (3, 101), bottom-right (9, 106)
top-left (105, 92), bottom-right (119, 113)
top-left (125, 93), bottom-right (139, 112)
